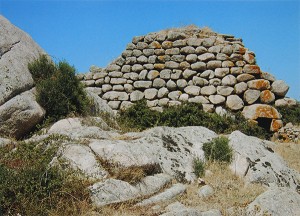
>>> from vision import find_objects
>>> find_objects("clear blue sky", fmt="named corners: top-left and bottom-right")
top-left (1, 0), bottom-right (299, 100)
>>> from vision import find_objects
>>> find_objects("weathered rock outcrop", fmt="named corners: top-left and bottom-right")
top-left (79, 26), bottom-right (294, 131)
top-left (0, 15), bottom-right (45, 138)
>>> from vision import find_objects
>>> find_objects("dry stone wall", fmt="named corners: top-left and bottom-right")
top-left (79, 26), bottom-right (293, 131)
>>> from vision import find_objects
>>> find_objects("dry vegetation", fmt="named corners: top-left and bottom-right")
top-left (273, 142), bottom-right (300, 172)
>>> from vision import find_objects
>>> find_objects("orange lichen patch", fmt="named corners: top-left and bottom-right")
top-left (157, 55), bottom-right (166, 62)
top-left (239, 47), bottom-right (246, 54)
top-left (243, 65), bottom-right (261, 74)
top-left (150, 41), bottom-right (161, 49)
top-left (244, 53), bottom-right (256, 64)
top-left (161, 41), bottom-right (173, 49)
top-left (260, 90), bottom-right (275, 104)
top-left (242, 104), bottom-right (281, 120)
top-left (256, 106), bottom-right (281, 119)
top-left (270, 119), bottom-right (283, 132)
top-left (154, 63), bottom-right (165, 70)
top-left (248, 79), bottom-right (270, 90)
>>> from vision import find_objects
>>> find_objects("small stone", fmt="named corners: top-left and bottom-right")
top-left (113, 85), bottom-right (124, 91)
top-left (133, 81), bottom-right (152, 89)
top-left (184, 86), bottom-right (201, 96)
top-left (244, 89), bottom-right (261, 104)
top-left (193, 77), bottom-right (209, 87)
top-left (153, 78), bottom-right (166, 88)
top-left (149, 41), bottom-right (162, 49)
top-left (215, 68), bottom-right (229, 78)
top-left (236, 73), bottom-right (254, 82)
top-left (260, 90), bottom-right (275, 104)
top-left (271, 80), bottom-right (289, 97)
top-left (158, 87), bottom-right (169, 98)
top-left (158, 98), bottom-right (170, 106)
top-left (139, 70), bottom-right (148, 80)
top-left (108, 101), bottom-right (121, 109)
top-left (200, 70), bottom-right (214, 78)
top-left (132, 49), bottom-right (143, 57)
top-left (144, 64), bottom-right (154, 70)
top-left (180, 46), bottom-right (196, 54)
top-left (230, 53), bottom-right (243, 61)
top-left (207, 60), bottom-right (222, 70)
top-left (165, 61), bottom-right (180, 69)
top-left (148, 55), bottom-right (157, 64)
top-left (247, 79), bottom-right (270, 90)
top-left (123, 72), bottom-right (139, 81)
top-left (191, 62), bottom-right (206, 71)
top-left (167, 31), bottom-right (186, 41)
top-left (124, 84), bottom-right (134, 93)
top-left (188, 96), bottom-right (209, 104)
top-left (209, 95), bottom-right (225, 105)
top-left (186, 54), bottom-right (198, 63)
top-left (132, 64), bottom-right (144, 72)
top-left (202, 37), bottom-right (215, 47)
top-left (261, 72), bottom-right (276, 82)
top-left (275, 98), bottom-right (297, 107)
top-left (243, 65), bottom-right (261, 74)
top-left (130, 90), bottom-right (144, 101)
top-left (165, 48), bottom-right (180, 55)
top-left (143, 49), bottom-right (155, 57)
top-left (234, 82), bottom-right (248, 94)
top-left (226, 95), bottom-right (244, 111)
top-left (95, 79), bottom-right (104, 87)
top-left (144, 33), bottom-right (156, 43)
top-left (126, 57), bottom-right (137, 65)
top-left (109, 71), bottom-right (123, 78)
top-left (171, 55), bottom-right (185, 62)
top-left (179, 61), bottom-right (191, 70)
top-left (198, 185), bottom-right (214, 198)
top-left (154, 63), bottom-right (165, 70)
top-left (209, 78), bottom-right (221, 86)
top-left (121, 65), bottom-right (131, 73)
top-left (126, 43), bottom-right (136, 50)
top-left (183, 69), bottom-right (197, 79)
top-left (216, 53), bottom-right (228, 62)
top-left (156, 32), bottom-right (167, 41)
top-left (160, 69), bottom-right (172, 79)
top-left (217, 86), bottom-right (234, 96)
top-left (208, 45), bottom-right (221, 53)
top-left (110, 78), bottom-right (127, 85)
top-left (162, 41), bottom-right (173, 49)
top-left (106, 64), bottom-right (121, 72)
top-left (147, 70), bottom-right (160, 80)
top-left (132, 36), bottom-right (144, 44)
top-left (222, 75), bottom-right (237, 86)
top-left (166, 80), bottom-right (177, 91)
top-left (102, 91), bottom-right (129, 101)
top-left (171, 69), bottom-right (182, 80)
top-left (243, 51), bottom-right (256, 64)
top-left (93, 72), bottom-right (107, 80)
top-left (122, 50), bottom-right (133, 58)
top-left (136, 42), bottom-right (148, 50)
top-left (173, 39), bottom-right (187, 47)
top-left (145, 88), bottom-right (158, 100)
top-left (187, 38), bottom-right (202, 46)
top-left (202, 104), bottom-right (215, 113)
top-left (195, 46), bottom-right (207, 55)
top-left (198, 53), bottom-right (215, 62)
top-left (179, 93), bottom-right (189, 102)
top-left (102, 84), bottom-right (112, 93)
top-left (235, 61), bottom-right (246, 67)
top-left (120, 101), bottom-right (134, 110)
top-left (201, 85), bottom-right (216, 95)
top-left (154, 49), bottom-right (165, 55)
top-left (147, 100), bottom-right (159, 107)
top-left (222, 61), bottom-right (235, 68)
top-left (168, 91), bottom-right (182, 100)
top-left (177, 79), bottom-right (188, 90)
top-left (221, 45), bottom-right (233, 55)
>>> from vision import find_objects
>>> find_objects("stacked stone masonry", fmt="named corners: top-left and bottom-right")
top-left (78, 26), bottom-right (293, 131)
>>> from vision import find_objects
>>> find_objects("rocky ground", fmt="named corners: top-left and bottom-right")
top-left (2, 113), bottom-right (296, 216)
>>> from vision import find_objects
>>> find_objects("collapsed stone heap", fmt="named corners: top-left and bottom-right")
top-left (79, 26), bottom-right (294, 131)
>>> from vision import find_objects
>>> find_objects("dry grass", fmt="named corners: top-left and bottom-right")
top-left (273, 142), bottom-right (300, 172)
top-left (178, 162), bottom-right (265, 215)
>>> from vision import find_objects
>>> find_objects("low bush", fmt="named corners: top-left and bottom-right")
top-left (28, 55), bottom-right (90, 122)
top-left (277, 102), bottom-right (300, 125)
top-left (202, 137), bottom-right (233, 163)
top-left (193, 158), bottom-right (205, 178)
top-left (118, 101), bottom-right (270, 139)
top-left (0, 136), bottom-right (90, 215)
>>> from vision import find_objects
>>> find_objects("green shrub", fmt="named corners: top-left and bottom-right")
top-left (28, 55), bottom-right (89, 121)
top-left (0, 136), bottom-right (90, 215)
top-left (277, 102), bottom-right (300, 125)
top-left (202, 136), bottom-right (233, 163)
top-left (118, 102), bottom-right (270, 139)
top-left (193, 158), bottom-right (205, 178)
top-left (118, 100), bottom-right (160, 130)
